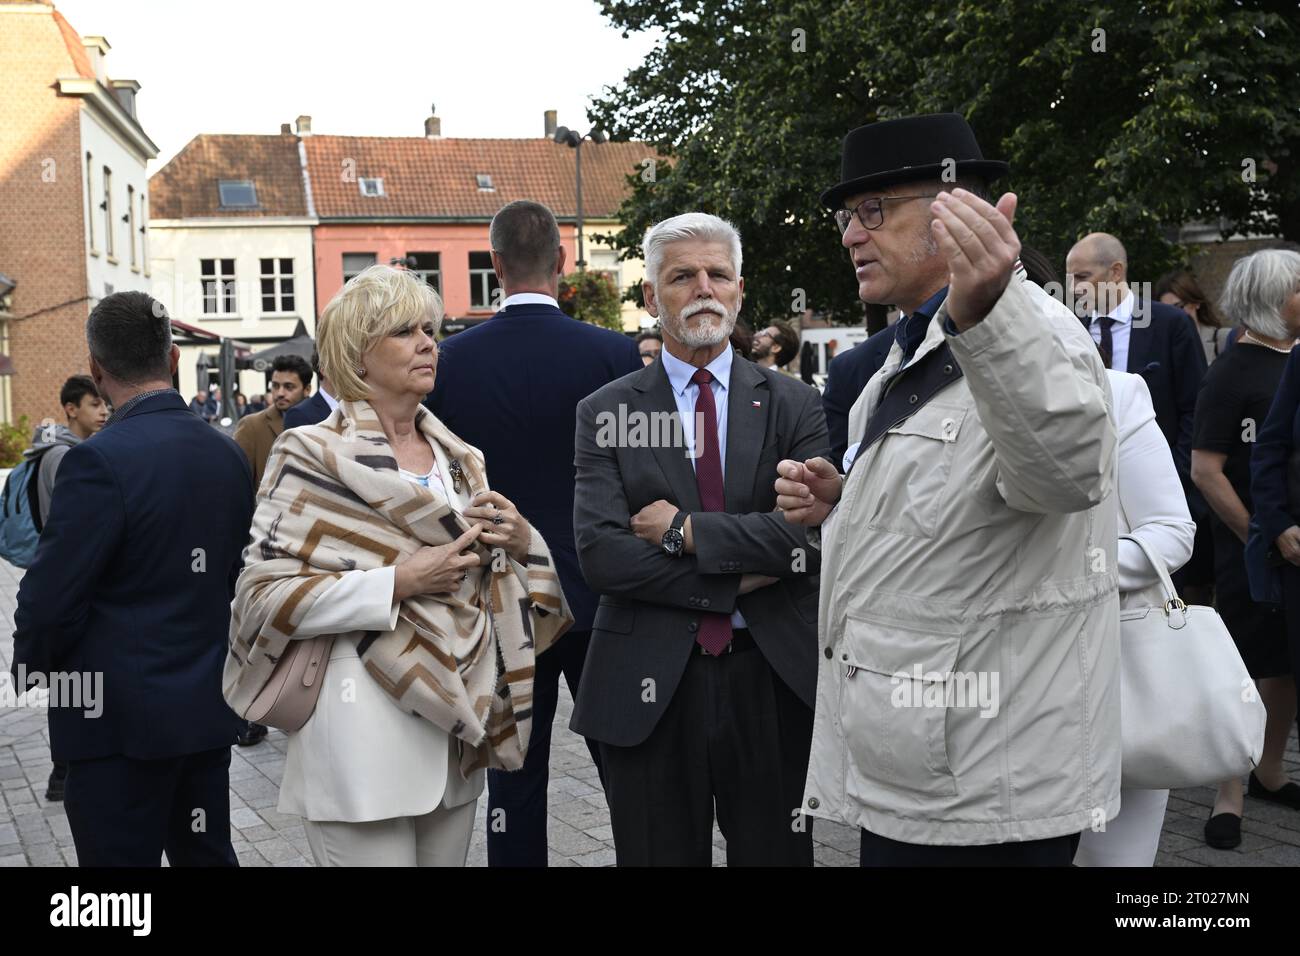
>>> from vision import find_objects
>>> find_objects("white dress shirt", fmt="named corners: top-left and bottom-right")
top-left (1087, 287), bottom-right (1135, 371)
top-left (500, 292), bottom-right (559, 310)
top-left (660, 346), bottom-right (746, 628)
top-left (277, 433), bottom-right (485, 823)
top-left (319, 387), bottom-right (339, 413)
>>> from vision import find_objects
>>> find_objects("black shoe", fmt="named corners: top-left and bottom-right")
top-left (1204, 812), bottom-right (1242, 849)
top-left (236, 722), bottom-right (269, 747)
top-left (44, 768), bottom-right (65, 802)
top-left (1247, 772), bottom-right (1300, 809)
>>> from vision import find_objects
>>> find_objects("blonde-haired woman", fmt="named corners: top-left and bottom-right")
top-left (225, 265), bottom-right (571, 866)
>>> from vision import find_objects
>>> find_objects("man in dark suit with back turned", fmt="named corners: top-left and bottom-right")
top-left (10, 292), bottom-right (253, 866)
top-left (425, 199), bottom-right (641, 867)
top-left (572, 212), bottom-right (829, 866)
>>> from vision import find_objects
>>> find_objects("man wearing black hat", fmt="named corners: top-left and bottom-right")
top-left (775, 114), bottom-right (1121, 865)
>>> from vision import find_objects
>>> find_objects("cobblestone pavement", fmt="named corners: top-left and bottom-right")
top-left (2, 558), bottom-right (1297, 867)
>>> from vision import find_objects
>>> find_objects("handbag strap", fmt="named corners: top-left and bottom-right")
top-left (1119, 532), bottom-right (1187, 613)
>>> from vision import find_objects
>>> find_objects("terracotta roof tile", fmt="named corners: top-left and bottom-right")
top-left (302, 136), bottom-right (658, 220)
top-left (149, 134), bottom-right (308, 219)
top-left (51, 10), bottom-right (94, 80)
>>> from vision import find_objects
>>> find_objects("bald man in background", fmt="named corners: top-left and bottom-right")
top-left (1066, 233), bottom-right (1207, 491)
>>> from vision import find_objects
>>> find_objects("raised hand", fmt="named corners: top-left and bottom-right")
top-left (929, 189), bottom-right (1021, 331)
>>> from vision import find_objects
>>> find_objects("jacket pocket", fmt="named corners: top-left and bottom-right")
top-left (839, 612), bottom-right (961, 798)
top-left (864, 404), bottom-right (968, 539)
top-left (592, 603), bottom-right (635, 634)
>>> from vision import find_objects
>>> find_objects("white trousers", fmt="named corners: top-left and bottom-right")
top-left (1073, 787), bottom-right (1169, 867)
top-left (303, 798), bottom-right (478, 867)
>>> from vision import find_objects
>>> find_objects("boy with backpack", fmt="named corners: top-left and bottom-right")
top-left (0, 375), bottom-right (108, 800)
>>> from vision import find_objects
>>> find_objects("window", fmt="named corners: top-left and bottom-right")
top-left (475, 173), bottom-right (494, 191)
top-left (407, 252), bottom-right (440, 294)
top-left (127, 184), bottom-right (137, 269)
top-left (589, 250), bottom-right (621, 294)
top-left (103, 167), bottom-right (114, 258)
top-left (359, 177), bottom-right (384, 197)
top-left (85, 152), bottom-right (96, 253)
top-left (468, 251), bottom-right (499, 309)
top-left (200, 258), bottom-right (237, 315)
top-left (260, 257), bottom-right (295, 313)
top-left (140, 193), bottom-right (149, 275)
top-left (218, 179), bottom-right (258, 208)
top-left (342, 252), bottom-right (376, 284)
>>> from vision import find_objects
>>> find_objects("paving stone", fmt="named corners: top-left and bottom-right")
top-left (0, 853), bottom-right (28, 867)
top-left (253, 838), bottom-right (303, 864)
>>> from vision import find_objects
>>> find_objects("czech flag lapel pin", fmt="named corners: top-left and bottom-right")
top-left (752, 400), bottom-right (762, 408)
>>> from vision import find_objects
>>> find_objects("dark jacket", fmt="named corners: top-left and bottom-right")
top-left (821, 325), bottom-right (896, 469)
top-left (10, 392), bottom-right (254, 761)
top-left (282, 391), bottom-right (333, 429)
top-left (1252, 344), bottom-right (1300, 544)
top-left (424, 301), bottom-right (642, 632)
top-left (570, 356), bottom-right (829, 747)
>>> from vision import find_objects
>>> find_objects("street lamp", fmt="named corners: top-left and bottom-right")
top-left (554, 125), bottom-right (606, 271)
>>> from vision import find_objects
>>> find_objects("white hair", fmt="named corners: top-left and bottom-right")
top-left (1219, 249), bottom-right (1300, 341)
top-left (642, 213), bottom-right (742, 291)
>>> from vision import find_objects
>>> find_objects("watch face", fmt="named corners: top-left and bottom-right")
top-left (662, 527), bottom-right (684, 556)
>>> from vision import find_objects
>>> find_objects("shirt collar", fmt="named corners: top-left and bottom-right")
top-left (319, 388), bottom-right (338, 412)
top-left (500, 292), bottom-right (559, 310)
top-left (661, 343), bottom-right (734, 397)
top-left (1092, 287), bottom-right (1134, 326)
top-left (107, 388), bottom-right (178, 427)
top-left (896, 285), bottom-right (949, 357)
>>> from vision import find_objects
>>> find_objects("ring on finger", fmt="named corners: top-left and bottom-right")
top-left (492, 513), bottom-right (504, 526)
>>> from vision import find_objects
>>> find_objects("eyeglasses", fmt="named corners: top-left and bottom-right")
top-left (834, 194), bottom-right (941, 234)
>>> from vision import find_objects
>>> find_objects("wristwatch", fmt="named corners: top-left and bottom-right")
top-left (661, 510), bottom-right (688, 558)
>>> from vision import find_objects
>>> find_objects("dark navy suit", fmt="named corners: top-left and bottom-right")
top-left (425, 299), bottom-right (641, 866)
top-left (1118, 297), bottom-right (1208, 488)
top-left (282, 390), bottom-right (332, 429)
top-left (10, 391), bottom-right (254, 866)
top-left (821, 325), bottom-right (896, 470)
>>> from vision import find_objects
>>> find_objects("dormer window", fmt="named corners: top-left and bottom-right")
top-left (218, 179), bottom-right (258, 208)
top-left (360, 177), bottom-right (384, 197)
top-left (475, 173), bottom-right (494, 191)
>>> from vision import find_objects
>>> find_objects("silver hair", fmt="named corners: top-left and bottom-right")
top-left (1219, 249), bottom-right (1300, 341)
top-left (643, 213), bottom-right (743, 291)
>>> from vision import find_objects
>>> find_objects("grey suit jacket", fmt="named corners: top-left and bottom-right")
top-left (570, 353), bottom-right (829, 747)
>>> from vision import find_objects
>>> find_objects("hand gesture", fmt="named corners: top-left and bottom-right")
top-left (930, 189), bottom-right (1021, 330)
top-left (774, 457), bottom-right (842, 526)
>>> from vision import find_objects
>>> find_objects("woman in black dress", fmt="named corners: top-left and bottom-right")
top-left (1192, 248), bottom-right (1300, 850)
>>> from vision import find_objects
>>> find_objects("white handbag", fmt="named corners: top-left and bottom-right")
top-left (1118, 533), bottom-right (1267, 790)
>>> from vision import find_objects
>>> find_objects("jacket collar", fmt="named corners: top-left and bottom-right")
top-left (107, 388), bottom-right (186, 426)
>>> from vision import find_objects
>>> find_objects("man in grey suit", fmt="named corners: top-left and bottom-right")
top-left (571, 213), bottom-right (829, 866)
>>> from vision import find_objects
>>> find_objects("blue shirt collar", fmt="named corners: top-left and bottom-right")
top-left (661, 343), bottom-right (734, 397)
top-left (896, 285), bottom-right (948, 362)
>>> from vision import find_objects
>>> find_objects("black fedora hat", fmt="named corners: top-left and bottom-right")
top-left (821, 113), bottom-right (1009, 210)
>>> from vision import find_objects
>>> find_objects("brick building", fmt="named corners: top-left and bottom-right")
top-left (0, 0), bottom-right (157, 426)
top-left (301, 110), bottom-right (658, 331)
top-left (147, 131), bottom-right (317, 402)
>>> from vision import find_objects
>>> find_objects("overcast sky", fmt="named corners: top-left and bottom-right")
top-left (54, 0), bottom-right (662, 171)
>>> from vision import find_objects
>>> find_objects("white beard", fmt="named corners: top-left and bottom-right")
top-left (663, 298), bottom-right (737, 348)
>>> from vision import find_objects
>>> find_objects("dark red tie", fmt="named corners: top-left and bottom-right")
top-left (690, 368), bottom-right (733, 655)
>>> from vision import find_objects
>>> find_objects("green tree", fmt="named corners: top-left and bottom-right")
top-left (591, 0), bottom-right (1300, 323)
top-left (558, 270), bottom-right (624, 330)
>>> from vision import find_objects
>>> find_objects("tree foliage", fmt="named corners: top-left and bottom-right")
top-left (558, 270), bottom-right (624, 330)
top-left (590, 0), bottom-right (1300, 323)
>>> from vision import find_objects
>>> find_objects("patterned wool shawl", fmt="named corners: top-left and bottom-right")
top-left (223, 399), bottom-right (571, 773)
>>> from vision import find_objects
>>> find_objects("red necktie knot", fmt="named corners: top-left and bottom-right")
top-left (691, 368), bottom-right (714, 386)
